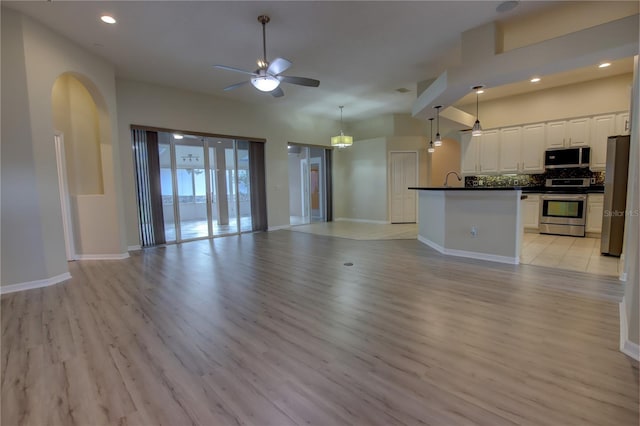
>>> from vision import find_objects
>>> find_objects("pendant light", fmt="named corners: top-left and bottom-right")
top-left (427, 118), bottom-right (435, 154)
top-left (331, 105), bottom-right (353, 148)
top-left (471, 85), bottom-right (483, 137)
top-left (434, 105), bottom-right (442, 147)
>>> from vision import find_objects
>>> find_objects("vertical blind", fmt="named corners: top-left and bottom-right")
top-left (132, 129), bottom-right (166, 247)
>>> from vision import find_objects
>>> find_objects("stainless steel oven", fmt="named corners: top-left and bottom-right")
top-left (539, 194), bottom-right (587, 236)
top-left (538, 178), bottom-right (589, 237)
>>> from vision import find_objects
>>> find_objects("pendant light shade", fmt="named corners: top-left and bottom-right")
top-left (427, 118), bottom-right (435, 154)
top-left (471, 85), bottom-right (483, 137)
top-left (434, 105), bottom-right (442, 147)
top-left (331, 106), bottom-right (353, 148)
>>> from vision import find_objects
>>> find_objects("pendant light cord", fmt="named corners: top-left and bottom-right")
top-left (476, 91), bottom-right (479, 121)
top-left (339, 106), bottom-right (344, 135)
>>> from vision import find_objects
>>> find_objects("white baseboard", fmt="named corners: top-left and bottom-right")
top-left (268, 225), bottom-right (291, 231)
top-left (128, 245), bottom-right (141, 251)
top-left (619, 299), bottom-right (640, 360)
top-left (75, 253), bottom-right (130, 260)
top-left (0, 272), bottom-right (71, 295)
top-left (417, 235), bottom-right (519, 265)
top-left (334, 218), bottom-right (389, 225)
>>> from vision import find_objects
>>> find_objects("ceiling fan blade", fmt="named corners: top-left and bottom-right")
top-left (270, 87), bottom-right (284, 98)
top-left (213, 65), bottom-right (257, 76)
top-left (277, 75), bottom-right (320, 87)
top-left (267, 57), bottom-right (292, 75)
top-left (223, 81), bottom-right (250, 91)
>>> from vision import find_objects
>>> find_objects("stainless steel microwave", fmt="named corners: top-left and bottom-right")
top-left (544, 147), bottom-right (590, 169)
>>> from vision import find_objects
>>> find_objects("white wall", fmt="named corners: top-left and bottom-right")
top-left (333, 138), bottom-right (388, 222)
top-left (115, 79), bottom-right (338, 247)
top-left (622, 56), bottom-right (639, 349)
top-left (1, 9), bottom-right (49, 284)
top-left (1, 8), bottom-right (128, 286)
top-left (457, 74), bottom-right (633, 130)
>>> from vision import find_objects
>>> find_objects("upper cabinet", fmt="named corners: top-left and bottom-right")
top-left (545, 118), bottom-right (591, 148)
top-left (590, 114), bottom-right (616, 171)
top-left (498, 127), bottom-right (522, 173)
top-left (546, 121), bottom-right (567, 149)
top-left (520, 124), bottom-right (545, 173)
top-left (460, 131), bottom-right (499, 176)
top-left (567, 117), bottom-right (591, 147)
top-left (498, 125), bottom-right (544, 174)
top-left (460, 111), bottom-right (625, 176)
top-left (460, 131), bottom-right (479, 175)
top-left (478, 130), bottom-right (500, 174)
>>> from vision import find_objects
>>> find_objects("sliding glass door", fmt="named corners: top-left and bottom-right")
top-left (288, 144), bottom-right (331, 225)
top-left (133, 127), bottom-right (266, 247)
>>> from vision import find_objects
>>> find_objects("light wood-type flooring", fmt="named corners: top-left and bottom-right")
top-left (289, 222), bottom-right (620, 277)
top-left (2, 231), bottom-right (638, 425)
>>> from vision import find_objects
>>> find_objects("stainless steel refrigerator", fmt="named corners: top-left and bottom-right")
top-left (601, 135), bottom-right (630, 256)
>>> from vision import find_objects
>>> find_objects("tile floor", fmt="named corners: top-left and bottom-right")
top-left (520, 233), bottom-right (620, 277)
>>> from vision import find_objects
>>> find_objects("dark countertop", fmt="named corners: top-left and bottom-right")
top-left (409, 186), bottom-right (605, 193)
top-left (408, 187), bottom-right (521, 191)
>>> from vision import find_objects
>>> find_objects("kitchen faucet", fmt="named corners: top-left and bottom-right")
top-left (443, 171), bottom-right (462, 187)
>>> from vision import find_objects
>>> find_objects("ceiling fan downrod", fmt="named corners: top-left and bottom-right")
top-left (257, 15), bottom-right (270, 69)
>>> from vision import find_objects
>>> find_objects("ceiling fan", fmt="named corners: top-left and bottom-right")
top-left (213, 15), bottom-right (320, 98)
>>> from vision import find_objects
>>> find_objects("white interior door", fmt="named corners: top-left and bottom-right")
top-left (390, 152), bottom-right (418, 223)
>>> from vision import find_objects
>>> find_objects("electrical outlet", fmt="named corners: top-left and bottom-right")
top-left (590, 177), bottom-right (596, 184)
top-left (514, 179), bottom-right (519, 186)
top-left (471, 226), bottom-right (478, 237)
top-left (478, 180), bottom-right (484, 186)
top-left (473, 181), bottom-right (478, 186)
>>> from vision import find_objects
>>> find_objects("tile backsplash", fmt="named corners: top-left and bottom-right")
top-left (465, 169), bottom-right (605, 188)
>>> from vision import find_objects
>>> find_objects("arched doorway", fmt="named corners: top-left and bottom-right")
top-left (51, 73), bottom-right (124, 259)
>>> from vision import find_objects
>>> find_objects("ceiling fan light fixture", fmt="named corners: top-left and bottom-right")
top-left (251, 75), bottom-right (280, 92)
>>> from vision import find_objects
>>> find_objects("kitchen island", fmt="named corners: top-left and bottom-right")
top-left (409, 187), bottom-right (523, 264)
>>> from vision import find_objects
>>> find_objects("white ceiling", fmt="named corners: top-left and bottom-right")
top-left (5, 0), bottom-right (604, 121)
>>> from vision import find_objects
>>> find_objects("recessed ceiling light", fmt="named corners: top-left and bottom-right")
top-left (530, 77), bottom-right (541, 83)
top-left (599, 62), bottom-right (611, 68)
top-left (173, 134), bottom-right (184, 140)
top-left (100, 15), bottom-right (116, 24)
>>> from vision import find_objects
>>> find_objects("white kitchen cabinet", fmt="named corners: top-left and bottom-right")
top-left (499, 127), bottom-right (522, 173)
top-left (567, 117), bottom-right (591, 147)
top-left (498, 125), bottom-right (544, 174)
top-left (460, 131), bottom-right (479, 175)
top-left (546, 121), bottom-right (567, 149)
top-left (521, 124), bottom-right (545, 173)
top-left (590, 114), bottom-right (616, 171)
top-left (521, 194), bottom-right (540, 230)
top-left (586, 194), bottom-right (604, 233)
top-left (478, 130), bottom-right (500, 174)
top-left (616, 112), bottom-right (630, 135)
top-left (546, 118), bottom-right (591, 148)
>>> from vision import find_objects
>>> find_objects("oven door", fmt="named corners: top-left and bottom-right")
top-left (539, 194), bottom-right (587, 226)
